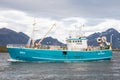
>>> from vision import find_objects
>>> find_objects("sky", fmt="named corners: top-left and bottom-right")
top-left (0, 0), bottom-right (120, 42)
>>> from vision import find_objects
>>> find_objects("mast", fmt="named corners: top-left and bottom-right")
top-left (26, 19), bottom-right (36, 48)
top-left (31, 19), bottom-right (36, 47)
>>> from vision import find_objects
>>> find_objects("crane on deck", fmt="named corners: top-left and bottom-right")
top-left (26, 20), bottom-right (56, 48)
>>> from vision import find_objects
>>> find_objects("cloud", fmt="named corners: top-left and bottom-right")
top-left (0, 10), bottom-right (120, 43)
top-left (83, 19), bottom-right (120, 36)
top-left (0, 0), bottom-right (120, 19)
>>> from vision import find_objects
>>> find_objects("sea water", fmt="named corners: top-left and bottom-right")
top-left (0, 52), bottom-right (120, 80)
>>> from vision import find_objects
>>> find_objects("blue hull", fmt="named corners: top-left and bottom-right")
top-left (7, 48), bottom-right (112, 62)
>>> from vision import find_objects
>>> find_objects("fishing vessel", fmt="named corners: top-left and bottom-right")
top-left (7, 22), bottom-right (112, 62)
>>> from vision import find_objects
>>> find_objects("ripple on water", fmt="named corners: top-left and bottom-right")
top-left (0, 52), bottom-right (120, 80)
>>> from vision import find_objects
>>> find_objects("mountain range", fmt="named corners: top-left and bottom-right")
top-left (0, 28), bottom-right (65, 46)
top-left (87, 28), bottom-right (120, 48)
top-left (0, 28), bottom-right (120, 48)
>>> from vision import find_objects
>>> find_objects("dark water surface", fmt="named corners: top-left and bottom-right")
top-left (0, 52), bottom-right (120, 80)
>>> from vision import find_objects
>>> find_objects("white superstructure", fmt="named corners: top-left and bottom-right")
top-left (66, 37), bottom-right (88, 50)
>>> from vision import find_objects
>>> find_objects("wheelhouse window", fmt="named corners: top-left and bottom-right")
top-left (67, 40), bottom-right (71, 43)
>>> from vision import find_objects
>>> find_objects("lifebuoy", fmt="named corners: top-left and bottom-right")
top-left (97, 37), bottom-right (102, 43)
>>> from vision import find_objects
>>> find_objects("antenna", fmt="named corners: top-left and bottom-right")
top-left (74, 24), bottom-right (84, 37)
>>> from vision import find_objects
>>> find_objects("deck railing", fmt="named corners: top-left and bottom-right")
top-left (7, 44), bottom-right (26, 48)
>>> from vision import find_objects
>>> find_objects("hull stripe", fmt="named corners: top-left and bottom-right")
top-left (32, 56), bottom-right (112, 61)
